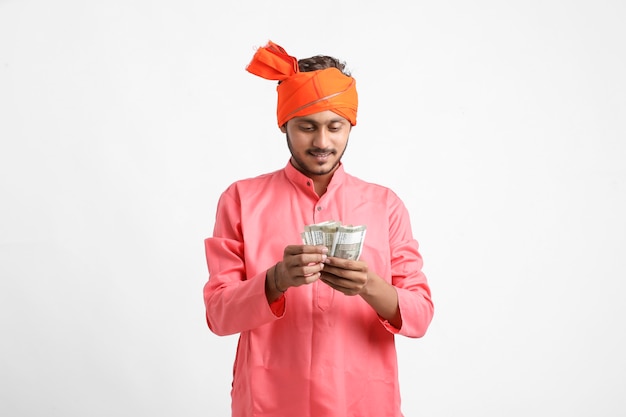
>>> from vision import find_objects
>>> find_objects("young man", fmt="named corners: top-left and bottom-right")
top-left (203, 41), bottom-right (434, 417)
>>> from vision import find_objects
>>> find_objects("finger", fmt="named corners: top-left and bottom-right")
top-left (284, 252), bottom-right (327, 269)
top-left (301, 252), bottom-right (328, 266)
top-left (320, 265), bottom-right (365, 283)
top-left (321, 268), bottom-right (367, 288)
top-left (323, 257), bottom-right (367, 272)
top-left (301, 261), bottom-right (325, 276)
top-left (284, 245), bottom-right (329, 256)
top-left (286, 261), bottom-right (324, 281)
top-left (291, 271), bottom-right (322, 287)
top-left (320, 275), bottom-right (360, 295)
top-left (320, 272), bottom-right (362, 295)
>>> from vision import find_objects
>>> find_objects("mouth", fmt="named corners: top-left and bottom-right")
top-left (308, 150), bottom-right (334, 159)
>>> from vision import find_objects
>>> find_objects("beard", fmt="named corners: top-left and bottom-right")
top-left (286, 132), bottom-right (348, 178)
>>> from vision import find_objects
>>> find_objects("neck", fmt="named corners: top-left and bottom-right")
top-left (313, 177), bottom-right (331, 196)
top-left (288, 158), bottom-right (340, 196)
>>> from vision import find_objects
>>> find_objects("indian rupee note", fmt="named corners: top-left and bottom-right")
top-left (304, 220), bottom-right (340, 251)
top-left (330, 225), bottom-right (367, 260)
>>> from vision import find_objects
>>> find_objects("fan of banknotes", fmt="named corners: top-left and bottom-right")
top-left (301, 220), bottom-right (367, 261)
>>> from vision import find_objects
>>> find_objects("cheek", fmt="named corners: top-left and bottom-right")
top-left (287, 136), bottom-right (309, 153)
top-left (332, 134), bottom-right (350, 148)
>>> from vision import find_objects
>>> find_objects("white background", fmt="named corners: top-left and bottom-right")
top-left (1, 1), bottom-right (625, 416)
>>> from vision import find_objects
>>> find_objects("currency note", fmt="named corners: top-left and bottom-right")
top-left (301, 221), bottom-right (366, 260)
top-left (303, 220), bottom-right (340, 251)
top-left (330, 225), bottom-right (367, 260)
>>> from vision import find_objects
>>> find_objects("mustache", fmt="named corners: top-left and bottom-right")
top-left (308, 148), bottom-right (335, 154)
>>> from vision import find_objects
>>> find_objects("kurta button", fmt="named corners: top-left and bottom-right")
top-left (306, 181), bottom-right (311, 186)
top-left (317, 206), bottom-right (322, 211)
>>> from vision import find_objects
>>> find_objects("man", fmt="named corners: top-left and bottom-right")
top-left (203, 41), bottom-right (434, 417)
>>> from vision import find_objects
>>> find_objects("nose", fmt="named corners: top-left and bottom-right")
top-left (312, 127), bottom-right (331, 149)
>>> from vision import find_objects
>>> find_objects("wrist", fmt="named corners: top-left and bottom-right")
top-left (273, 263), bottom-right (287, 293)
top-left (359, 271), bottom-right (380, 298)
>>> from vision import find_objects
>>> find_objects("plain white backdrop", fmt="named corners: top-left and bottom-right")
top-left (1, 1), bottom-right (625, 416)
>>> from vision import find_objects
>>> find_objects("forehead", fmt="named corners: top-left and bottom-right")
top-left (290, 110), bottom-right (349, 125)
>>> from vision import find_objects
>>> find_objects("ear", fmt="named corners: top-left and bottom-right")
top-left (279, 123), bottom-right (287, 134)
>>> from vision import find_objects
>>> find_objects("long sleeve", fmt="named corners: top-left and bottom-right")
top-left (203, 188), bottom-right (282, 336)
top-left (381, 191), bottom-right (434, 338)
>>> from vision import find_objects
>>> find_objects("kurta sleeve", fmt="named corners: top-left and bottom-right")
top-left (384, 192), bottom-right (434, 338)
top-left (203, 187), bottom-right (284, 336)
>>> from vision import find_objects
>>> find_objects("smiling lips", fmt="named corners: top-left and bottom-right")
top-left (309, 149), bottom-right (334, 158)
top-left (309, 151), bottom-right (333, 163)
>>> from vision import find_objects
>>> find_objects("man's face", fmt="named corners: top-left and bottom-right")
top-left (281, 110), bottom-right (351, 179)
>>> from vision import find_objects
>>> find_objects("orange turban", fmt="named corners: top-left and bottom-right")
top-left (246, 41), bottom-right (358, 128)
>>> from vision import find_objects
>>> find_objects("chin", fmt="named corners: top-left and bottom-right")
top-left (311, 163), bottom-right (338, 176)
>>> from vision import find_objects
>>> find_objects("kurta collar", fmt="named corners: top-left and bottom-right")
top-left (284, 160), bottom-right (346, 195)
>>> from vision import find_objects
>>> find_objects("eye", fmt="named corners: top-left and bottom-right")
top-left (298, 124), bottom-right (315, 132)
top-left (328, 124), bottom-right (342, 132)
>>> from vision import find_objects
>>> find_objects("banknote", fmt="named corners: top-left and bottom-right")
top-left (330, 225), bottom-right (367, 260)
top-left (301, 221), bottom-right (366, 260)
top-left (303, 220), bottom-right (341, 251)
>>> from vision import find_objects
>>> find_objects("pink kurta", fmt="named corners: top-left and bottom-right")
top-left (204, 162), bottom-right (433, 417)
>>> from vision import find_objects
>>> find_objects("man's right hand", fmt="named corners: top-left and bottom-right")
top-left (274, 245), bottom-right (328, 293)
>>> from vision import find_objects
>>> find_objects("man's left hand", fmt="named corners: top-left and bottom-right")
top-left (320, 257), bottom-right (370, 296)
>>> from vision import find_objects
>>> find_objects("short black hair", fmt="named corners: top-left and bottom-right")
top-left (298, 55), bottom-right (351, 76)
